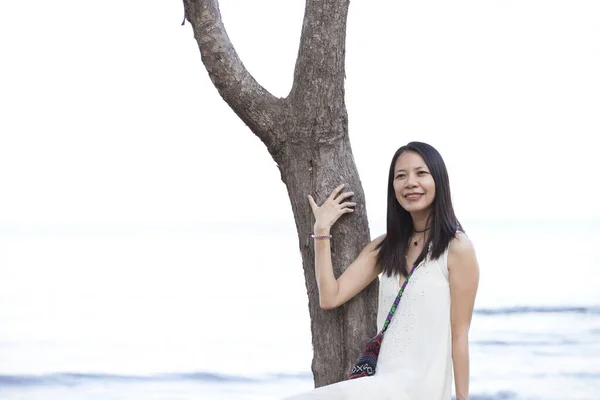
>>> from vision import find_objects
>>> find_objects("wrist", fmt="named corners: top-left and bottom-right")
top-left (313, 225), bottom-right (331, 235)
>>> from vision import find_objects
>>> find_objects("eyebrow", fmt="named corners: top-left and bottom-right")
top-left (395, 166), bottom-right (426, 173)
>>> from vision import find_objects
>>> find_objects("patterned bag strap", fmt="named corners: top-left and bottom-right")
top-left (380, 264), bottom-right (420, 334)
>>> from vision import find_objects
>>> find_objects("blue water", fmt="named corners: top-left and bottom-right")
top-left (1, 220), bottom-right (599, 399)
top-left (1, 307), bottom-right (599, 399)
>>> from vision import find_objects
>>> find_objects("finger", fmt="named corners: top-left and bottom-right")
top-left (339, 202), bottom-right (357, 208)
top-left (341, 208), bottom-right (355, 214)
top-left (307, 195), bottom-right (318, 211)
top-left (335, 191), bottom-right (355, 203)
top-left (328, 183), bottom-right (346, 201)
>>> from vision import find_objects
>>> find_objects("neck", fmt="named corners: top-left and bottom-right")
top-left (411, 210), bottom-right (431, 232)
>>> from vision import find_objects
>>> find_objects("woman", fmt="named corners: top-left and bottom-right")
top-left (285, 142), bottom-right (479, 400)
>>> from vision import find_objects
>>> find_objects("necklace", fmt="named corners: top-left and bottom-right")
top-left (412, 227), bottom-right (430, 246)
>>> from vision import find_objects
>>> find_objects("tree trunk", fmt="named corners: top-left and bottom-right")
top-left (183, 0), bottom-right (379, 387)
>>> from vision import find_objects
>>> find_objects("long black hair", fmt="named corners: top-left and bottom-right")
top-left (376, 141), bottom-right (462, 277)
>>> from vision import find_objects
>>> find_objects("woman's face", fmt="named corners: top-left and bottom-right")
top-left (393, 151), bottom-right (436, 214)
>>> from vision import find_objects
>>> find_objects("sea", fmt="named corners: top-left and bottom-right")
top-left (1, 218), bottom-right (599, 400)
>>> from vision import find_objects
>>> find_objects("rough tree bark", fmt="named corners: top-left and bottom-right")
top-left (183, 0), bottom-right (379, 387)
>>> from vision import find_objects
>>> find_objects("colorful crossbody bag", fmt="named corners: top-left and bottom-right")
top-left (348, 264), bottom-right (420, 379)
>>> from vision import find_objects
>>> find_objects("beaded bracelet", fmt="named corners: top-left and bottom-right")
top-left (310, 232), bottom-right (332, 239)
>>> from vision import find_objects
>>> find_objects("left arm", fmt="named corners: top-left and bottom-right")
top-left (448, 233), bottom-right (480, 400)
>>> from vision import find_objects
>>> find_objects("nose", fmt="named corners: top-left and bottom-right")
top-left (405, 173), bottom-right (418, 188)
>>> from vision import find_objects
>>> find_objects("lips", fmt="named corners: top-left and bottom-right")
top-left (404, 193), bottom-right (424, 201)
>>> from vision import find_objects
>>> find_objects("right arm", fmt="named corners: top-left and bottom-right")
top-left (308, 184), bottom-right (383, 310)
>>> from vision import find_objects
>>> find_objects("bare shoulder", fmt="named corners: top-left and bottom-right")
top-left (355, 233), bottom-right (385, 260)
top-left (372, 233), bottom-right (386, 246)
top-left (364, 233), bottom-right (386, 251)
top-left (448, 232), bottom-right (478, 272)
top-left (449, 232), bottom-right (475, 255)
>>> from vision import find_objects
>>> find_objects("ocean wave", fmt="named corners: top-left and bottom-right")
top-left (0, 371), bottom-right (312, 387)
top-left (473, 338), bottom-right (581, 346)
top-left (0, 374), bottom-right (520, 400)
top-left (467, 392), bottom-right (519, 400)
top-left (475, 306), bottom-right (600, 316)
top-left (0, 374), bottom-right (523, 400)
top-left (532, 372), bottom-right (600, 380)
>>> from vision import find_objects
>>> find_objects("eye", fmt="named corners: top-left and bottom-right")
top-left (395, 173), bottom-right (406, 179)
top-left (417, 171), bottom-right (429, 176)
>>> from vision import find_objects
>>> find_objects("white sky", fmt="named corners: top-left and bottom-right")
top-left (1, 0), bottom-right (599, 228)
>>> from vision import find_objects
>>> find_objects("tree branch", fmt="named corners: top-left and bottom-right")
top-left (183, 0), bottom-right (283, 149)
top-left (289, 0), bottom-right (349, 119)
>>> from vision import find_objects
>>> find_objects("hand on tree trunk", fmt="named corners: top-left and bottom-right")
top-left (308, 183), bottom-right (356, 233)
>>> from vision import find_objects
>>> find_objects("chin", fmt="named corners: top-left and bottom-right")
top-left (400, 202), bottom-right (432, 214)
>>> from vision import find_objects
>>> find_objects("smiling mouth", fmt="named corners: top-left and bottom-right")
top-left (404, 193), bottom-right (424, 200)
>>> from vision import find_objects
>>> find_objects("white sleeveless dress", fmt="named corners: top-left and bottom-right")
top-left (283, 248), bottom-right (453, 400)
